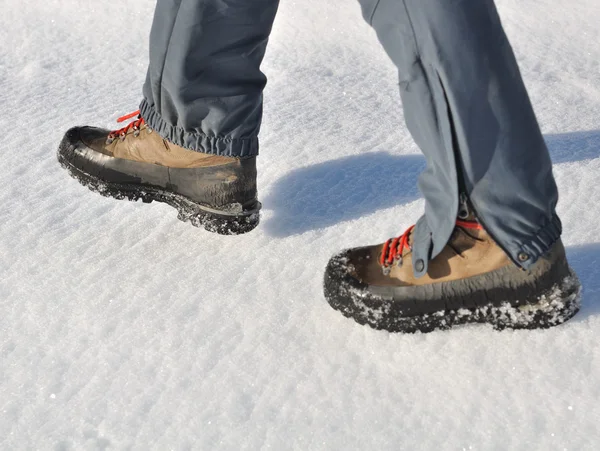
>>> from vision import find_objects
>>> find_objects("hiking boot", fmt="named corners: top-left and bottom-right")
top-left (324, 219), bottom-right (581, 333)
top-left (57, 111), bottom-right (260, 235)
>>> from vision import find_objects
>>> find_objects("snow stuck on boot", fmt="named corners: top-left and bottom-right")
top-left (324, 253), bottom-right (582, 333)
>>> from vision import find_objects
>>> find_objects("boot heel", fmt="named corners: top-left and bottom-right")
top-left (176, 202), bottom-right (261, 235)
top-left (488, 270), bottom-right (582, 330)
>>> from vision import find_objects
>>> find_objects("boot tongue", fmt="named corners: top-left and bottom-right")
top-left (455, 217), bottom-right (488, 244)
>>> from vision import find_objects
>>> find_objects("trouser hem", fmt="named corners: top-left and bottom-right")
top-left (139, 99), bottom-right (259, 158)
top-left (512, 213), bottom-right (562, 270)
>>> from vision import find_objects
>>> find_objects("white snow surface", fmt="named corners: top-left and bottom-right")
top-left (2, 0), bottom-right (600, 449)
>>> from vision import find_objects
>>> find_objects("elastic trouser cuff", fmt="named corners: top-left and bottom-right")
top-left (508, 213), bottom-right (562, 270)
top-left (139, 99), bottom-right (259, 158)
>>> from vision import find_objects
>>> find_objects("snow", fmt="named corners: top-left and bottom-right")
top-left (1, 0), bottom-right (600, 449)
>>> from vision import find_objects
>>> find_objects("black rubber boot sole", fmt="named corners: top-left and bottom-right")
top-left (324, 251), bottom-right (582, 333)
top-left (57, 149), bottom-right (260, 235)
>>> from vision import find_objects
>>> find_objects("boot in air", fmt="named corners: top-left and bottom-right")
top-left (57, 111), bottom-right (260, 235)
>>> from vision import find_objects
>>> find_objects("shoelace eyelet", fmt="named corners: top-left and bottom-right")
top-left (108, 110), bottom-right (146, 143)
top-left (379, 220), bottom-right (483, 275)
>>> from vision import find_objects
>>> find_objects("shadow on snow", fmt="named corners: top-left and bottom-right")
top-left (545, 129), bottom-right (600, 164)
top-left (263, 152), bottom-right (424, 237)
top-left (567, 243), bottom-right (600, 322)
top-left (264, 130), bottom-right (600, 237)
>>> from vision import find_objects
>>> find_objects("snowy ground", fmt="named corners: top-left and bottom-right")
top-left (2, 0), bottom-right (600, 449)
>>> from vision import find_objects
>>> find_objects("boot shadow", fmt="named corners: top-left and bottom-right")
top-left (263, 152), bottom-right (425, 237)
top-left (566, 243), bottom-right (600, 321)
top-left (545, 129), bottom-right (600, 163)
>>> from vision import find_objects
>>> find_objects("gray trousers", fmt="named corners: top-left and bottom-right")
top-left (140, 0), bottom-right (561, 276)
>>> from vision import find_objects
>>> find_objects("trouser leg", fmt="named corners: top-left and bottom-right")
top-left (358, 0), bottom-right (561, 276)
top-left (140, 0), bottom-right (280, 157)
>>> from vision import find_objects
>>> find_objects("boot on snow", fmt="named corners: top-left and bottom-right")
top-left (57, 111), bottom-right (260, 235)
top-left (324, 218), bottom-right (581, 333)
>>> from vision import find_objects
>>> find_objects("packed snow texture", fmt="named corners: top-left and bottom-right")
top-left (2, 0), bottom-right (600, 449)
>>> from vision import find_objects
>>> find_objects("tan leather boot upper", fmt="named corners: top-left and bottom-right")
top-left (82, 113), bottom-right (235, 169)
top-left (349, 222), bottom-right (512, 287)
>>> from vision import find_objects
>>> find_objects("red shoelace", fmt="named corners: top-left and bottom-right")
top-left (107, 110), bottom-right (145, 140)
top-left (379, 219), bottom-right (484, 268)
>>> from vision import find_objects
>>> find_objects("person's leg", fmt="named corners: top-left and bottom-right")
top-left (323, 0), bottom-right (581, 332)
top-left (141, 0), bottom-right (280, 157)
top-left (58, 0), bottom-right (280, 234)
top-left (361, 0), bottom-right (559, 274)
